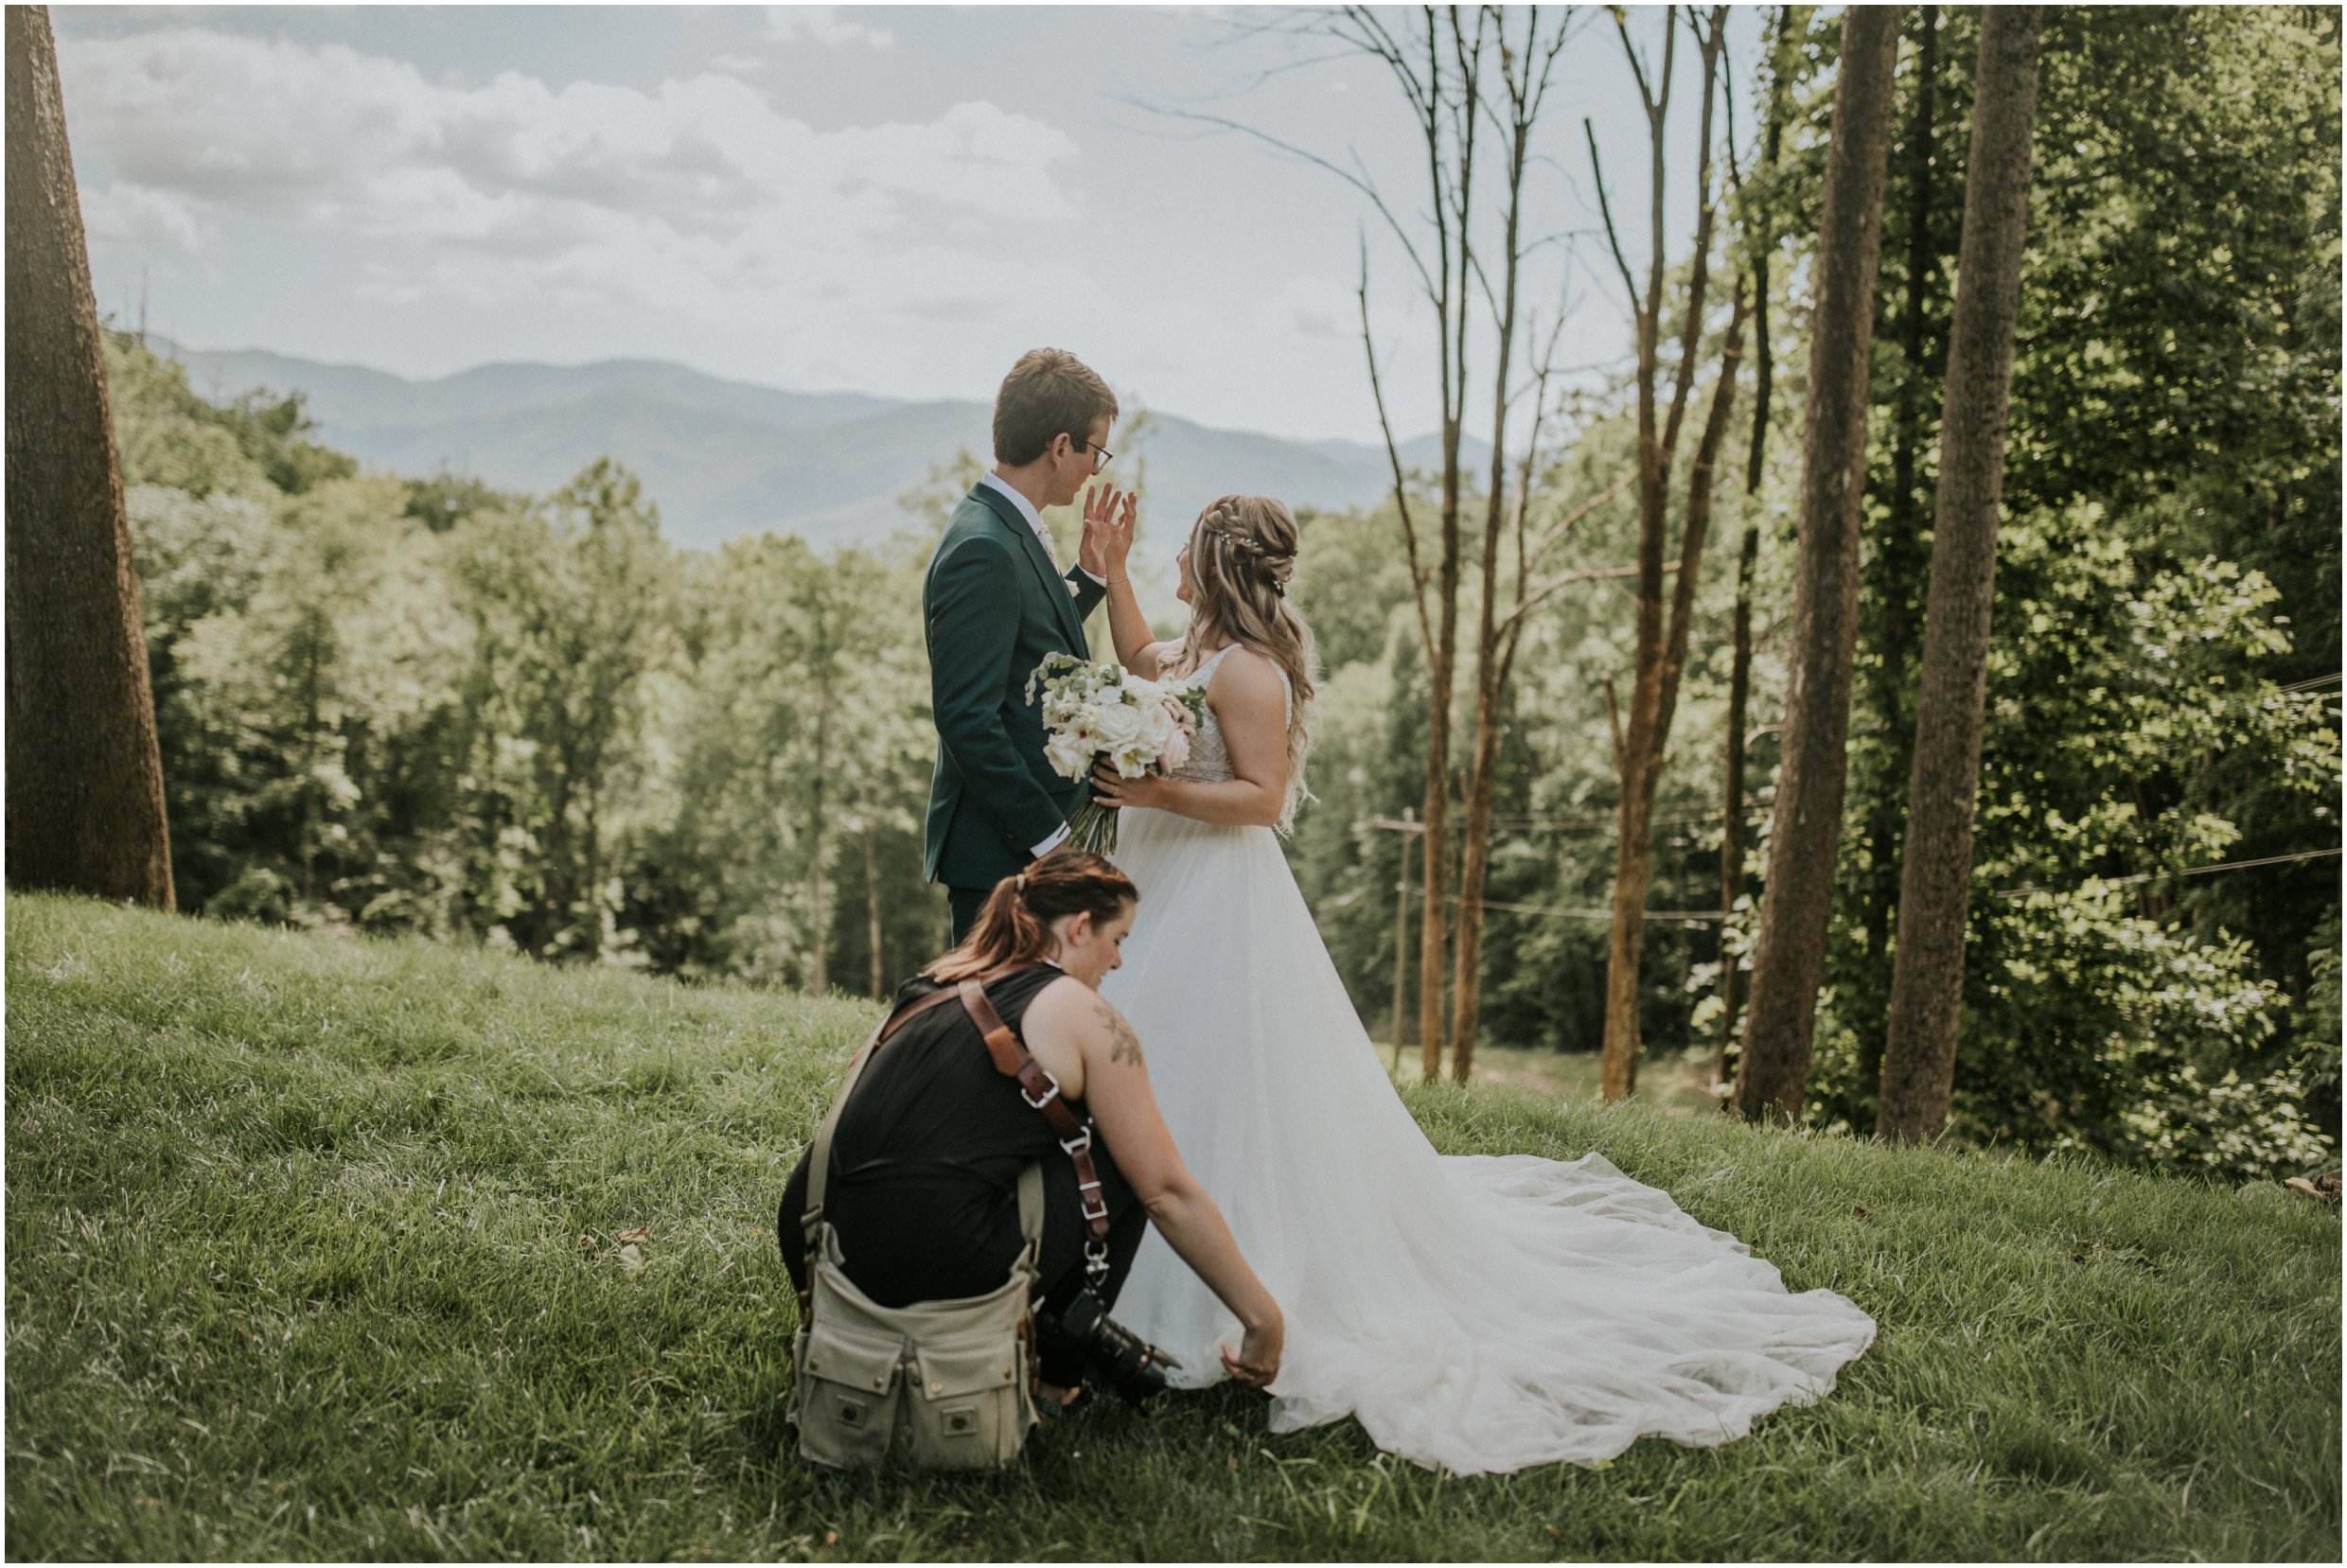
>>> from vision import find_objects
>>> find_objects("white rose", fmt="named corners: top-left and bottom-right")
top-left (1089, 701), bottom-right (1147, 753)
top-left (1044, 731), bottom-right (1096, 781)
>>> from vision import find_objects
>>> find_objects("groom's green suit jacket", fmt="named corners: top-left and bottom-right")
top-left (922, 482), bottom-right (1106, 892)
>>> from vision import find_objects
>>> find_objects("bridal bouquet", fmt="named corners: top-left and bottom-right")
top-left (1027, 652), bottom-right (1207, 854)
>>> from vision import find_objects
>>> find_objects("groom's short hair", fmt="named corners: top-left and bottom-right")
top-left (993, 349), bottom-right (1119, 467)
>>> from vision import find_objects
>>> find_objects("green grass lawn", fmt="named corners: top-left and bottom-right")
top-left (6, 891), bottom-right (2338, 1561)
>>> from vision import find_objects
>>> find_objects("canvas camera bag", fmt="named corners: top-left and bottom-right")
top-left (787, 975), bottom-right (1056, 1471)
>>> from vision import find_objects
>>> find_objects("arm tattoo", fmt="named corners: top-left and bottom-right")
top-left (1094, 996), bottom-right (1145, 1067)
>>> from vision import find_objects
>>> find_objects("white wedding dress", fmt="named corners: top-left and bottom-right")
top-left (1100, 643), bottom-right (1877, 1476)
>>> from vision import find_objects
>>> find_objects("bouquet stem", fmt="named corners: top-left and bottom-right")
top-left (1068, 799), bottom-right (1121, 856)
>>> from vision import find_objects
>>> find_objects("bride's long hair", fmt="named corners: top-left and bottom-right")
top-left (1162, 495), bottom-right (1319, 834)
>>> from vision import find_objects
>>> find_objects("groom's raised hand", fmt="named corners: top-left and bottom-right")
top-left (1078, 484), bottom-right (1134, 582)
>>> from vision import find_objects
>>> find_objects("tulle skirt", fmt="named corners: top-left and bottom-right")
top-left (1099, 804), bottom-right (1878, 1476)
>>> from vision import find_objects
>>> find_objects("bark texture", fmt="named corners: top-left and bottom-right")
top-left (1877, 6), bottom-right (2043, 1143)
top-left (1732, 5), bottom-right (1904, 1125)
top-left (1717, 4), bottom-right (1795, 1087)
top-left (5, 5), bottom-right (175, 909)
top-left (1863, 2), bottom-right (1941, 963)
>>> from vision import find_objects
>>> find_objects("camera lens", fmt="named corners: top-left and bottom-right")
top-left (1047, 1289), bottom-right (1179, 1407)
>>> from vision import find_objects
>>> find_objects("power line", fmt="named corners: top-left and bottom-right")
top-left (1440, 893), bottom-right (1725, 923)
top-left (1993, 844), bottom-right (2341, 898)
top-left (1411, 845), bottom-right (2342, 923)
top-left (1368, 807), bottom-right (1762, 834)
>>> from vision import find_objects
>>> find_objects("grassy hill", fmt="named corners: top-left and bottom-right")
top-left (5, 892), bottom-right (2338, 1561)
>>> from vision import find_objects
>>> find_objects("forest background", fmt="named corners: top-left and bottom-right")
top-left (94, 5), bottom-right (2340, 1182)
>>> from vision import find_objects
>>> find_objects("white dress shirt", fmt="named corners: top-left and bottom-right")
top-left (979, 470), bottom-right (1102, 859)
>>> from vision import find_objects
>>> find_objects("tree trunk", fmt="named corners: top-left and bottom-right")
top-left (1336, 6), bottom-right (1480, 1086)
top-left (1877, 6), bottom-right (2042, 1143)
top-left (1732, 5), bottom-right (1903, 1126)
top-left (580, 781), bottom-right (602, 961)
top-left (1597, 8), bottom-right (1732, 1101)
top-left (1717, 6), bottom-right (1793, 1088)
top-left (536, 773), bottom-right (572, 959)
top-left (4, 5), bottom-right (175, 910)
top-left (864, 820), bottom-right (883, 999)
top-left (1599, 92), bottom-right (1674, 1101)
top-left (1606, 288), bottom-right (1749, 1101)
top-left (808, 696), bottom-right (831, 995)
top-left (1450, 670), bottom-right (1500, 1083)
top-left (1716, 518), bottom-right (1760, 1084)
top-left (1417, 495), bottom-right (1457, 1083)
top-left (1450, 40), bottom-right (1540, 1084)
top-left (1862, 2), bottom-right (1941, 963)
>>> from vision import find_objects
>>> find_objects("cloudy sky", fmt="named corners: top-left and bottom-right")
top-left (54, 3), bottom-right (1752, 444)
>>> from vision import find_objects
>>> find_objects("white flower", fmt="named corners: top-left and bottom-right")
top-left (1044, 731), bottom-right (1096, 781)
top-left (1028, 654), bottom-right (1208, 798)
top-left (1089, 700), bottom-right (1147, 755)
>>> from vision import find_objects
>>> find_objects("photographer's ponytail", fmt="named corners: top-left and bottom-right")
top-left (926, 852), bottom-right (1138, 981)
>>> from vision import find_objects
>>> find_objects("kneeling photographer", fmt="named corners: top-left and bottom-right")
top-left (779, 852), bottom-right (1282, 1423)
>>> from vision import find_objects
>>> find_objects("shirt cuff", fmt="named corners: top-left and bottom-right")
top-left (1030, 822), bottom-right (1071, 858)
top-left (1076, 564), bottom-right (1106, 587)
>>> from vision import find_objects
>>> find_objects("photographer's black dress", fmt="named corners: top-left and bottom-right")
top-left (778, 965), bottom-right (1148, 1386)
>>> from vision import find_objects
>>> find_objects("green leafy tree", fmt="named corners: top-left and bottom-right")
top-left (453, 459), bottom-right (673, 960)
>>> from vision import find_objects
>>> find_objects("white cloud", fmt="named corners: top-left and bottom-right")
top-left (46, 10), bottom-right (1456, 441)
top-left (79, 181), bottom-right (204, 251)
top-left (764, 7), bottom-right (895, 50)
top-left (55, 27), bottom-right (1075, 287)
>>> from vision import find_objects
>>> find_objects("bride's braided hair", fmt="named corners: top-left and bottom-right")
top-left (1168, 495), bottom-right (1320, 835)
top-left (1197, 498), bottom-right (1297, 595)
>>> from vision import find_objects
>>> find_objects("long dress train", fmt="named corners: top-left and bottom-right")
top-left (1100, 643), bottom-right (1876, 1476)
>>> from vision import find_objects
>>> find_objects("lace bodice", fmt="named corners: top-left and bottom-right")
top-left (1167, 643), bottom-right (1290, 784)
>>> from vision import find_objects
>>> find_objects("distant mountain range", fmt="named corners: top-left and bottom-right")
top-left (153, 339), bottom-right (1486, 560)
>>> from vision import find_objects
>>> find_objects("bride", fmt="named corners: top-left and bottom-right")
top-left (1079, 489), bottom-right (1876, 1476)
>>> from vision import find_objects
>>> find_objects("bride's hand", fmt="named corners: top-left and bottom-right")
top-left (1079, 484), bottom-right (1135, 581)
top-left (1091, 759), bottom-right (1168, 810)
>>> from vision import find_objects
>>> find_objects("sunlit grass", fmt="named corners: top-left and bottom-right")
top-left (1379, 1037), bottom-right (1723, 1115)
top-left (7, 891), bottom-right (2338, 1561)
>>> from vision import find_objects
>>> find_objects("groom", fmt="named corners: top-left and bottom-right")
top-left (924, 348), bottom-right (1127, 942)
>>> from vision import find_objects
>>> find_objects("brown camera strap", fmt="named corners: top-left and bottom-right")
top-left (955, 974), bottom-right (1115, 1249)
top-left (802, 963), bottom-right (1110, 1253)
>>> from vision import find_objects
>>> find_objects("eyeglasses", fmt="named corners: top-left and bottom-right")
top-left (1068, 435), bottom-right (1112, 471)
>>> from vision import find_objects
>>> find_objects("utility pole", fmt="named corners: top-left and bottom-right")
top-left (1368, 810), bottom-right (1424, 1074)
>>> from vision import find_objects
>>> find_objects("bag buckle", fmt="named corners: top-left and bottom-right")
top-left (1059, 1125), bottom-right (1093, 1156)
top-left (1021, 1079), bottom-right (1062, 1112)
top-left (1084, 1238), bottom-right (1112, 1280)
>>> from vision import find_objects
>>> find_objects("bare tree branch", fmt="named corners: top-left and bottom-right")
top-left (1146, 103), bottom-right (1440, 302)
top-left (1519, 473), bottom-right (1632, 584)
top-left (1604, 677), bottom-right (1629, 778)
top-left (1504, 520), bottom-right (1652, 631)
top-left (1660, 5), bottom-right (1731, 464)
top-left (1613, 6), bottom-right (1659, 117)
top-left (1359, 234), bottom-right (1438, 659)
top-left (1582, 117), bottom-right (1643, 313)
